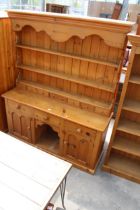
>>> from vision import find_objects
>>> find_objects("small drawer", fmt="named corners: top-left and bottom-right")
top-left (34, 111), bottom-right (60, 127)
top-left (7, 100), bottom-right (33, 117)
top-left (82, 127), bottom-right (96, 139)
top-left (64, 120), bottom-right (96, 138)
top-left (48, 114), bottom-right (61, 127)
top-left (64, 121), bottom-right (83, 134)
top-left (34, 110), bottom-right (47, 122)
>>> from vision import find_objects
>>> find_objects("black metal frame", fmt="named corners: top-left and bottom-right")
top-left (59, 176), bottom-right (67, 209)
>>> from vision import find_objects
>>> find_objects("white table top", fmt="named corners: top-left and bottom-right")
top-left (0, 131), bottom-right (72, 210)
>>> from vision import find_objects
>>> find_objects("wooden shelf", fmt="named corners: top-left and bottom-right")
top-left (123, 99), bottom-right (140, 114)
top-left (16, 44), bottom-right (119, 68)
top-left (112, 136), bottom-right (140, 158)
top-left (17, 64), bottom-right (115, 93)
top-left (104, 151), bottom-right (140, 184)
top-left (129, 75), bottom-right (140, 85)
top-left (103, 35), bottom-right (140, 184)
top-left (19, 80), bottom-right (112, 111)
top-left (117, 119), bottom-right (140, 137)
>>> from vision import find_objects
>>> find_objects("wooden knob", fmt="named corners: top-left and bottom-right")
top-left (16, 104), bottom-right (21, 109)
top-left (71, 144), bottom-right (76, 149)
top-left (44, 116), bottom-right (49, 121)
top-left (76, 128), bottom-right (81, 133)
top-left (64, 141), bottom-right (68, 145)
top-left (80, 139), bottom-right (86, 144)
top-left (63, 108), bottom-right (66, 114)
top-left (16, 24), bottom-right (20, 29)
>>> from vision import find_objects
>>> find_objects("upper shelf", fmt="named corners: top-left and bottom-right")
top-left (17, 64), bottom-right (115, 93)
top-left (16, 44), bottom-right (119, 68)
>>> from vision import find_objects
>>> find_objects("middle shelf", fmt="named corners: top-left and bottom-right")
top-left (17, 64), bottom-right (115, 93)
top-left (16, 44), bottom-right (119, 68)
top-left (112, 135), bottom-right (140, 158)
top-left (129, 75), bottom-right (140, 85)
top-left (18, 79), bottom-right (112, 116)
top-left (123, 99), bottom-right (140, 113)
top-left (117, 119), bottom-right (140, 137)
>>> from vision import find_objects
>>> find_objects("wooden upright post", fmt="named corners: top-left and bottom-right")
top-left (0, 12), bottom-right (15, 131)
top-left (136, 14), bottom-right (140, 35)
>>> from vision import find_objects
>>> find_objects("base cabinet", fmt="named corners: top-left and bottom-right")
top-left (4, 98), bottom-right (107, 173)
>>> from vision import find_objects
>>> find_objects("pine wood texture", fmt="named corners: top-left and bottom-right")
top-left (103, 35), bottom-right (140, 184)
top-left (3, 11), bottom-right (133, 173)
top-left (0, 13), bottom-right (15, 131)
top-left (8, 10), bottom-right (133, 48)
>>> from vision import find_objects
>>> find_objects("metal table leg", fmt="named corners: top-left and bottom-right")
top-left (59, 176), bottom-right (67, 209)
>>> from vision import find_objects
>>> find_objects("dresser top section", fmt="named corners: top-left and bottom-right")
top-left (7, 10), bottom-right (134, 33)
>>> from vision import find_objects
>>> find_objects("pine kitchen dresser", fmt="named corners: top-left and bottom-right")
top-left (2, 10), bottom-right (133, 173)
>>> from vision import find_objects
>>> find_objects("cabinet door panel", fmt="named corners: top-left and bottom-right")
top-left (78, 138), bottom-right (90, 165)
top-left (7, 109), bottom-right (32, 143)
top-left (64, 133), bottom-right (94, 166)
top-left (20, 116), bottom-right (32, 141)
top-left (64, 134), bottom-right (78, 160)
top-left (12, 112), bottom-right (21, 136)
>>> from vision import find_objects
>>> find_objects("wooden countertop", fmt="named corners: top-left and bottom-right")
top-left (2, 87), bottom-right (111, 132)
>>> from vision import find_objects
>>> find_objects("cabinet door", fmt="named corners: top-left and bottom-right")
top-left (64, 134), bottom-right (78, 160)
top-left (64, 133), bottom-right (93, 166)
top-left (20, 115), bottom-right (32, 142)
top-left (11, 112), bottom-right (21, 137)
top-left (7, 111), bottom-right (32, 142)
top-left (78, 138), bottom-right (91, 166)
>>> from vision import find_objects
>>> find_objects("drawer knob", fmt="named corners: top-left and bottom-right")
top-left (76, 128), bottom-right (81, 133)
top-left (86, 132), bottom-right (90, 137)
top-left (16, 24), bottom-right (20, 29)
top-left (44, 116), bottom-right (49, 121)
top-left (64, 141), bottom-right (68, 145)
top-left (80, 139), bottom-right (86, 144)
top-left (16, 104), bottom-right (21, 109)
